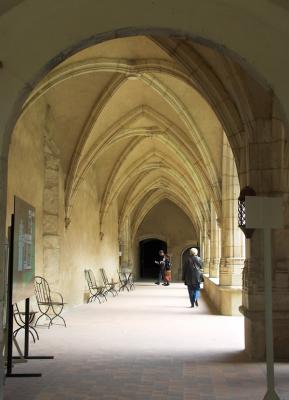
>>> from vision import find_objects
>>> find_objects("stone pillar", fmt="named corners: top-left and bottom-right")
top-left (42, 132), bottom-right (60, 288)
top-left (0, 153), bottom-right (8, 394)
top-left (120, 217), bottom-right (130, 269)
top-left (203, 220), bottom-right (210, 274)
top-left (220, 133), bottom-right (244, 286)
top-left (241, 115), bottom-right (289, 359)
top-left (200, 227), bottom-right (205, 265)
top-left (209, 205), bottom-right (220, 278)
top-left (127, 229), bottom-right (134, 271)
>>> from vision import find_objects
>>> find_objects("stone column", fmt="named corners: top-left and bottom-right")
top-left (241, 115), bottom-right (289, 359)
top-left (127, 229), bottom-right (134, 271)
top-left (203, 220), bottom-right (210, 274)
top-left (220, 134), bottom-right (244, 286)
top-left (0, 152), bottom-right (8, 394)
top-left (120, 217), bottom-right (130, 269)
top-left (42, 132), bottom-right (60, 288)
top-left (209, 205), bottom-right (220, 278)
top-left (200, 227), bottom-right (205, 266)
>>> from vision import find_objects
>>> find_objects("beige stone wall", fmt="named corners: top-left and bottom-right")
top-left (60, 168), bottom-right (119, 305)
top-left (204, 276), bottom-right (242, 316)
top-left (7, 104), bottom-right (120, 307)
top-left (135, 199), bottom-right (197, 280)
top-left (6, 100), bottom-right (46, 276)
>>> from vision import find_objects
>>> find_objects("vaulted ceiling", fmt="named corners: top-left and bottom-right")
top-left (22, 35), bottom-right (249, 237)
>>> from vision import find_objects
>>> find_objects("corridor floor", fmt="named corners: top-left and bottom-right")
top-left (4, 283), bottom-right (289, 400)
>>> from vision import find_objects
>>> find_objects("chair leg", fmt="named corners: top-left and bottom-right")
top-left (35, 312), bottom-right (53, 328)
top-left (106, 287), bottom-right (115, 297)
top-left (50, 314), bottom-right (66, 327)
top-left (28, 329), bottom-right (36, 343)
top-left (93, 293), bottom-right (102, 304)
top-left (30, 326), bottom-right (39, 341)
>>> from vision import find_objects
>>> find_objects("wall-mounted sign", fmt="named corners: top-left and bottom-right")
top-left (13, 196), bottom-right (35, 304)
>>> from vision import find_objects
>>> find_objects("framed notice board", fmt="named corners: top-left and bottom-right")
top-left (12, 196), bottom-right (35, 304)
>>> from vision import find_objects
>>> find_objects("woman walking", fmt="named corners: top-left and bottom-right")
top-left (182, 248), bottom-right (203, 308)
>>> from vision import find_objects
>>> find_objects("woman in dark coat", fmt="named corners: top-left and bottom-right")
top-left (182, 247), bottom-right (203, 308)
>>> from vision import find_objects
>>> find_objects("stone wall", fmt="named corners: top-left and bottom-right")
top-left (42, 126), bottom-right (60, 287)
top-left (7, 100), bottom-right (46, 276)
top-left (59, 167), bottom-right (119, 305)
top-left (6, 103), bottom-right (120, 307)
top-left (204, 276), bottom-right (242, 316)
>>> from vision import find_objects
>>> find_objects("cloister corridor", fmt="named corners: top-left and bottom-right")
top-left (4, 283), bottom-right (289, 400)
top-left (2, 6), bottom-right (289, 397)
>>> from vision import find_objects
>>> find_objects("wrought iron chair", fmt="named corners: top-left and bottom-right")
top-left (84, 269), bottom-right (107, 303)
top-left (118, 271), bottom-right (135, 292)
top-left (99, 268), bottom-right (118, 297)
top-left (127, 272), bottom-right (135, 291)
top-left (118, 271), bottom-right (129, 292)
top-left (13, 303), bottom-right (39, 342)
top-left (34, 276), bottom-right (66, 328)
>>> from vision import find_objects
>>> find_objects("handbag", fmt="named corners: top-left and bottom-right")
top-left (199, 271), bottom-right (204, 283)
top-left (164, 270), bottom-right (172, 282)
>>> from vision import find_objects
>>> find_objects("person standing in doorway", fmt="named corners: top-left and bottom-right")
top-left (182, 248), bottom-right (203, 307)
top-left (154, 250), bottom-right (166, 285)
top-left (162, 254), bottom-right (172, 286)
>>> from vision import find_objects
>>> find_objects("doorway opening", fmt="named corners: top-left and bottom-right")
top-left (139, 239), bottom-right (167, 279)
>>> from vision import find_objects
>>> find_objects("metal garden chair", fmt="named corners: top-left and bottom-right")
top-left (118, 271), bottom-right (129, 292)
top-left (127, 272), bottom-right (135, 291)
top-left (118, 271), bottom-right (135, 292)
top-left (13, 303), bottom-right (39, 342)
top-left (34, 276), bottom-right (66, 328)
top-left (84, 269), bottom-right (107, 303)
top-left (119, 271), bottom-right (135, 291)
top-left (99, 268), bottom-right (118, 297)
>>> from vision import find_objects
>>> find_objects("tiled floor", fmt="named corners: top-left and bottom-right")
top-left (4, 283), bottom-right (289, 399)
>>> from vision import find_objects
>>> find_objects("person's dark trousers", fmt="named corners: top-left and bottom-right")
top-left (187, 284), bottom-right (200, 306)
top-left (187, 285), bottom-right (196, 306)
top-left (157, 268), bottom-right (163, 283)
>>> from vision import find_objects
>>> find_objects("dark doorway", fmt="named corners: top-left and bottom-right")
top-left (140, 239), bottom-right (167, 279)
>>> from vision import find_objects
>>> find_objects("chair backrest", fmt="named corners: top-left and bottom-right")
top-left (121, 271), bottom-right (127, 278)
top-left (84, 269), bottom-right (97, 289)
top-left (118, 271), bottom-right (124, 283)
top-left (100, 268), bottom-right (108, 285)
top-left (34, 276), bottom-right (51, 304)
